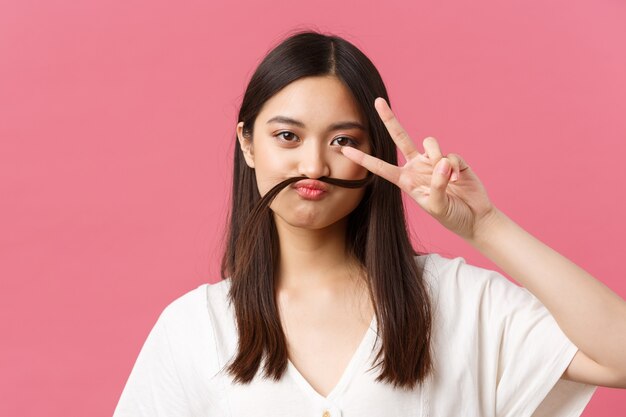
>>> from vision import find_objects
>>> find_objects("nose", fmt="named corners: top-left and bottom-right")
top-left (298, 142), bottom-right (330, 179)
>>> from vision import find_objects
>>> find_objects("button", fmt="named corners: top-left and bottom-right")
top-left (322, 411), bottom-right (330, 417)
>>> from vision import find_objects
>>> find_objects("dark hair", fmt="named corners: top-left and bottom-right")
top-left (220, 29), bottom-right (433, 390)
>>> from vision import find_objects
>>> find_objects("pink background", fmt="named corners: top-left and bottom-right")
top-left (1, 0), bottom-right (625, 415)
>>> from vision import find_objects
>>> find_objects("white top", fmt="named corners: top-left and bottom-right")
top-left (113, 253), bottom-right (597, 417)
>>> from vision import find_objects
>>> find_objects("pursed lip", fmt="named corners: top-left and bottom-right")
top-left (291, 179), bottom-right (329, 191)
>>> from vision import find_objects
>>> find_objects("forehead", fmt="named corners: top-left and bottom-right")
top-left (257, 76), bottom-right (365, 126)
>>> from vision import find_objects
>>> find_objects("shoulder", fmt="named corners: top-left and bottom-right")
top-left (416, 251), bottom-right (502, 283)
top-left (158, 279), bottom-right (232, 329)
top-left (416, 252), bottom-right (518, 289)
top-left (151, 279), bottom-right (233, 377)
top-left (413, 254), bottom-right (596, 415)
top-left (415, 252), bottom-right (535, 316)
top-left (152, 279), bottom-right (233, 350)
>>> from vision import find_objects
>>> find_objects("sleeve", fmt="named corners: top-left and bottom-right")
top-left (112, 307), bottom-right (194, 417)
top-left (458, 257), bottom-right (598, 417)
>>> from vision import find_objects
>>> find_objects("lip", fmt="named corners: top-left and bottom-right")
top-left (291, 179), bottom-right (329, 191)
top-left (292, 179), bottom-right (328, 201)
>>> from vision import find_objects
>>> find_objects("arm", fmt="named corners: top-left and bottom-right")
top-left (340, 96), bottom-right (626, 389)
top-left (466, 207), bottom-right (626, 388)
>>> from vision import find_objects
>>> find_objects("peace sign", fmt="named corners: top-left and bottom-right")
top-left (341, 97), bottom-right (498, 241)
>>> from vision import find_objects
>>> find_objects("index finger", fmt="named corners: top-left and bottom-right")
top-left (374, 97), bottom-right (420, 161)
top-left (341, 146), bottom-right (401, 186)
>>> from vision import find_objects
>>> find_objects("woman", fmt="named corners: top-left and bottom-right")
top-left (113, 30), bottom-right (625, 416)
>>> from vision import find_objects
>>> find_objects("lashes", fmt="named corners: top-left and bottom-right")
top-left (274, 131), bottom-right (360, 147)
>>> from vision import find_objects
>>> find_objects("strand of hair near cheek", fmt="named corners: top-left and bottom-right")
top-left (234, 173), bottom-right (375, 273)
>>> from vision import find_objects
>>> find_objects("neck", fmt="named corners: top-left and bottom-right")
top-left (273, 215), bottom-right (363, 292)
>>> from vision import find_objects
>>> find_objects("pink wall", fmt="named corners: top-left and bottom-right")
top-left (1, 0), bottom-right (625, 415)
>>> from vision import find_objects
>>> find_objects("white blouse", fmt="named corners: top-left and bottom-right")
top-left (113, 253), bottom-right (597, 416)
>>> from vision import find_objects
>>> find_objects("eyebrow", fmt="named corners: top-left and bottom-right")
top-left (266, 116), bottom-right (367, 133)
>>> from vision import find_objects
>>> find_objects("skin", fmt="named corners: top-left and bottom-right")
top-left (237, 75), bottom-right (626, 394)
top-left (342, 97), bottom-right (626, 389)
top-left (236, 75), bottom-right (375, 397)
top-left (236, 75), bottom-right (372, 291)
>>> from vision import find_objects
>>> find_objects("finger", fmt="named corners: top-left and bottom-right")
top-left (429, 157), bottom-right (452, 217)
top-left (374, 97), bottom-right (420, 161)
top-left (446, 153), bottom-right (461, 182)
top-left (341, 146), bottom-right (401, 185)
top-left (423, 137), bottom-right (443, 164)
top-left (445, 153), bottom-right (469, 182)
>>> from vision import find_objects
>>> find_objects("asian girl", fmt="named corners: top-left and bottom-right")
top-left (113, 29), bottom-right (625, 417)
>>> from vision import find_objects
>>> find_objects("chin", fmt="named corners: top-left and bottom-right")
top-left (273, 209), bottom-right (349, 231)
top-left (269, 194), bottom-right (363, 231)
top-left (278, 214), bottom-right (334, 230)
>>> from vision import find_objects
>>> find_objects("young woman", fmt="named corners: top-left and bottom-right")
top-left (113, 30), bottom-right (626, 416)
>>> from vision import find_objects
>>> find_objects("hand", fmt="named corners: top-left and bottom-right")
top-left (341, 97), bottom-right (498, 241)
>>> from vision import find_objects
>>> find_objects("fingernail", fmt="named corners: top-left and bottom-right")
top-left (451, 171), bottom-right (458, 181)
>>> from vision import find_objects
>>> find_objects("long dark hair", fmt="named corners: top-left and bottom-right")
top-left (220, 29), bottom-right (433, 390)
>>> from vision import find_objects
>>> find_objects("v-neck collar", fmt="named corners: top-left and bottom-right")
top-left (286, 314), bottom-right (378, 404)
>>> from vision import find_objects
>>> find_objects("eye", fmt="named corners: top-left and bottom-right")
top-left (331, 136), bottom-right (358, 147)
top-left (275, 131), bottom-right (299, 143)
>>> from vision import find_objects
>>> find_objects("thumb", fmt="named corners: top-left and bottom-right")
top-left (429, 158), bottom-right (452, 216)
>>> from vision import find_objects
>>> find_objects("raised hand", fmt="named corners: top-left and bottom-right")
top-left (341, 97), bottom-right (498, 241)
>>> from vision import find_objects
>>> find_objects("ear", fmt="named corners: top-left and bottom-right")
top-left (236, 121), bottom-right (255, 168)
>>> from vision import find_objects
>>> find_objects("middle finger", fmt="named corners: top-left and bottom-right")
top-left (374, 97), bottom-right (420, 161)
top-left (422, 137), bottom-right (443, 164)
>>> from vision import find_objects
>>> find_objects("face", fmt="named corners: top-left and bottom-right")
top-left (236, 75), bottom-right (372, 231)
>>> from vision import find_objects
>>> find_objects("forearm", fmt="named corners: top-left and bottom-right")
top-left (465, 207), bottom-right (626, 373)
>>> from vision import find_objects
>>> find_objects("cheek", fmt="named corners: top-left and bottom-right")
top-left (335, 154), bottom-right (369, 179)
top-left (254, 141), bottom-right (283, 168)
top-left (252, 148), bottom-right (291, 195)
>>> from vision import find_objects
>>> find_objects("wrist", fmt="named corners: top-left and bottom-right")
top-left (467, 206), bottom-right (507, 246)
